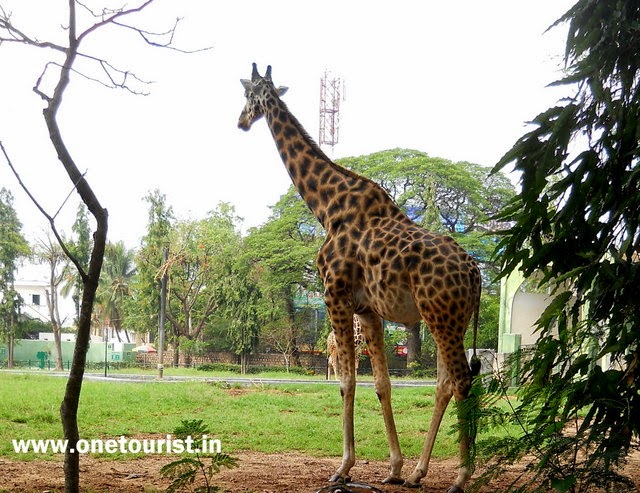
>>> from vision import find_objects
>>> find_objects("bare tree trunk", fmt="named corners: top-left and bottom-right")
top-left (7, 331), bottom-right (14, 368)
top-left (53, 323), bottom-right (63, 371)
top-left (53, 290), bottom-right (65, 370)
top-left (291, 338), bottom-right (302, 368)
top-left (173, 343), bottom-right (180, 366)
top-left (240, 351), bottom-right (248, 375)
top-left (46, 288), bottom-right (64, 371)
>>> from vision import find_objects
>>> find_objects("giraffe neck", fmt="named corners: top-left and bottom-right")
top-left (263, 94), bottom-right (385, 229)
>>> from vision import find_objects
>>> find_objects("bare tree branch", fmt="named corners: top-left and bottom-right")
top-left (34, 58), bottom-right (154, 97)
top-left (1, 0), bottom-right (207, 97)
top-left (75, 0), bottom-right (155, 43)
top-left (113, 16), bottom-right (214, 54)
top-left (0, 141), bottom-right (89, 282)
top-left (0, 6), bottom-right (67, 52)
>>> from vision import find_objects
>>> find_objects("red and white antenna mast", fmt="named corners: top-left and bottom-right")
top-left (319, 70), bottom-right (342, 154)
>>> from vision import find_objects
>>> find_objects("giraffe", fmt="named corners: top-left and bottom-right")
top-left (238, 64), bottom-right (481, 493)
top-left (327, 314), bottom-right (365, 381)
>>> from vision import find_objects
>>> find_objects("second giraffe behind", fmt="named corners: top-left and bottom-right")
top-left (327, 314), bottom-right (365, 380)
top-left (238, 64), bottom-right (481, 493)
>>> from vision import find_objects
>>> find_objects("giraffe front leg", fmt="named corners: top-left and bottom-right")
top-left (329, 372), bottom-right (356, 483)
top-left (327, 313), bottom-right (357, 483)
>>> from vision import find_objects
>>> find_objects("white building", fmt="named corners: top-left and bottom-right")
top-left (14, 262), bottom-right (76, 329)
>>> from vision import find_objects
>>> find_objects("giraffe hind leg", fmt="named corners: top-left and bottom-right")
top-left (357, 312), bottom-right (404, 484)
top-left (405, 331), bottom-right (473, 491)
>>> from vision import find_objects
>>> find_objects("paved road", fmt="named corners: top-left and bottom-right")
top-left (3, 369), bottom-right (435, 387)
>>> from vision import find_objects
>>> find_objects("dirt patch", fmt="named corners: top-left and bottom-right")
top-left (0, 451), bottom-right (638, 492)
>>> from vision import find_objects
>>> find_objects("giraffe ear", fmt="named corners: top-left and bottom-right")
top-left (276, 86), bottom-right (289, 97)
top-left (240, 79), bottom-right (252, 91)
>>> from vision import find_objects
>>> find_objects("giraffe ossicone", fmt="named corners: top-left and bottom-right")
top-left (238, 64), bottom-right (482, 492)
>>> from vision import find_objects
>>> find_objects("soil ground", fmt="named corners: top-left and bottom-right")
top-left (1, 451), bottom-right (639, 493)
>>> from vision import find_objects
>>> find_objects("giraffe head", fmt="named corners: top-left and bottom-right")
top-left (238, 63), bottom-right (288, 131)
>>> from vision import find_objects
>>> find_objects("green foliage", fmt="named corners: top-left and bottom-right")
top-left (472, 356), bottom-right (636, 493)
top-left (0, 188), bottom-right (30, 347)
top-left (161, 419), bottom-right (238, 493)
top-left (485, 1), bottom-right (640, 491)
top-left (243, 188), bottom-right (325, 358)
top-left (62, 203), bottom-right (92, 323)
top-left (126, 189), bottom-right (175, 337)
top-left (195, 363), bottom-right (241, 373)
top-left (163, 204), bottom-right (247, 362)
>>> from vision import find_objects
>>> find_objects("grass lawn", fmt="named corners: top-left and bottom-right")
top-left (0, 372), bottom-right (511, 463)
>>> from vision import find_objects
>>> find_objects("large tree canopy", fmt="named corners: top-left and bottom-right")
top-left (483, 1), bottom-right (640, 490)
top-left (338, 148), bottom-right (514, 235)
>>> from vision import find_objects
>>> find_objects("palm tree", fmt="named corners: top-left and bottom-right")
top-left (97, 241), bottom-right (136, 342)
top-left (33, 235), bottom-right (71, 371)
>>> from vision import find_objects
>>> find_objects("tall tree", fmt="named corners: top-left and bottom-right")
top-left (244, 188), bottom-right (325, 366)
top-left (483, 1), bottom-right (640, 490)
top-left (163, 203), bottom-right (243, 366)
top-left (34, 234), bottom-right (71, 371)
top-left (0, 188), bottom-right (30, 368)
top-left (220, 255), bottom-right (261, 374)
top-left (126, 190), bottom-right (175, 340)
top-left (63, 204), bottom-right (92, 325)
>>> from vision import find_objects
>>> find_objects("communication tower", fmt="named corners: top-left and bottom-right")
top-left (319, 70), bottom-right (342, 153)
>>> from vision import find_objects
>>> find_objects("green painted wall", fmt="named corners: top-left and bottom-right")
top-left (498, 269), bottom-right (526, 354)
top-left (0, 339), bottom-right (136, 367)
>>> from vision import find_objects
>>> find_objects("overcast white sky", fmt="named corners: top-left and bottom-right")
top-left (1, 0), bottom-right (574, 252)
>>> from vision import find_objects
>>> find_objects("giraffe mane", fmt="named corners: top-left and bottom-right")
top-left (274, 89), bottom-right (384, 190)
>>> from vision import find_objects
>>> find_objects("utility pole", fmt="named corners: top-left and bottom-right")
top-left (157, 246), bottom-right (168, 379)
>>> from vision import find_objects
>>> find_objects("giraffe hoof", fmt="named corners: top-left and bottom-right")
top-left (315, 483), bottom-right (383, 493)
top-left (402, 479), bottom-right (422, 489)
top-left (329, 474), bottom-right (351, 483)
top-left (445, 487), bottom-right (464, 493)
top-left (382, 476), bottom-right (404, 485)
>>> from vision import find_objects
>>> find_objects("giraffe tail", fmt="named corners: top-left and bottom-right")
top-left (470, 281), bottom-right (481, 378)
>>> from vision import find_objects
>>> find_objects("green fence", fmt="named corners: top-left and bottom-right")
top-left (0, 339), bottom-right (136, 368)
